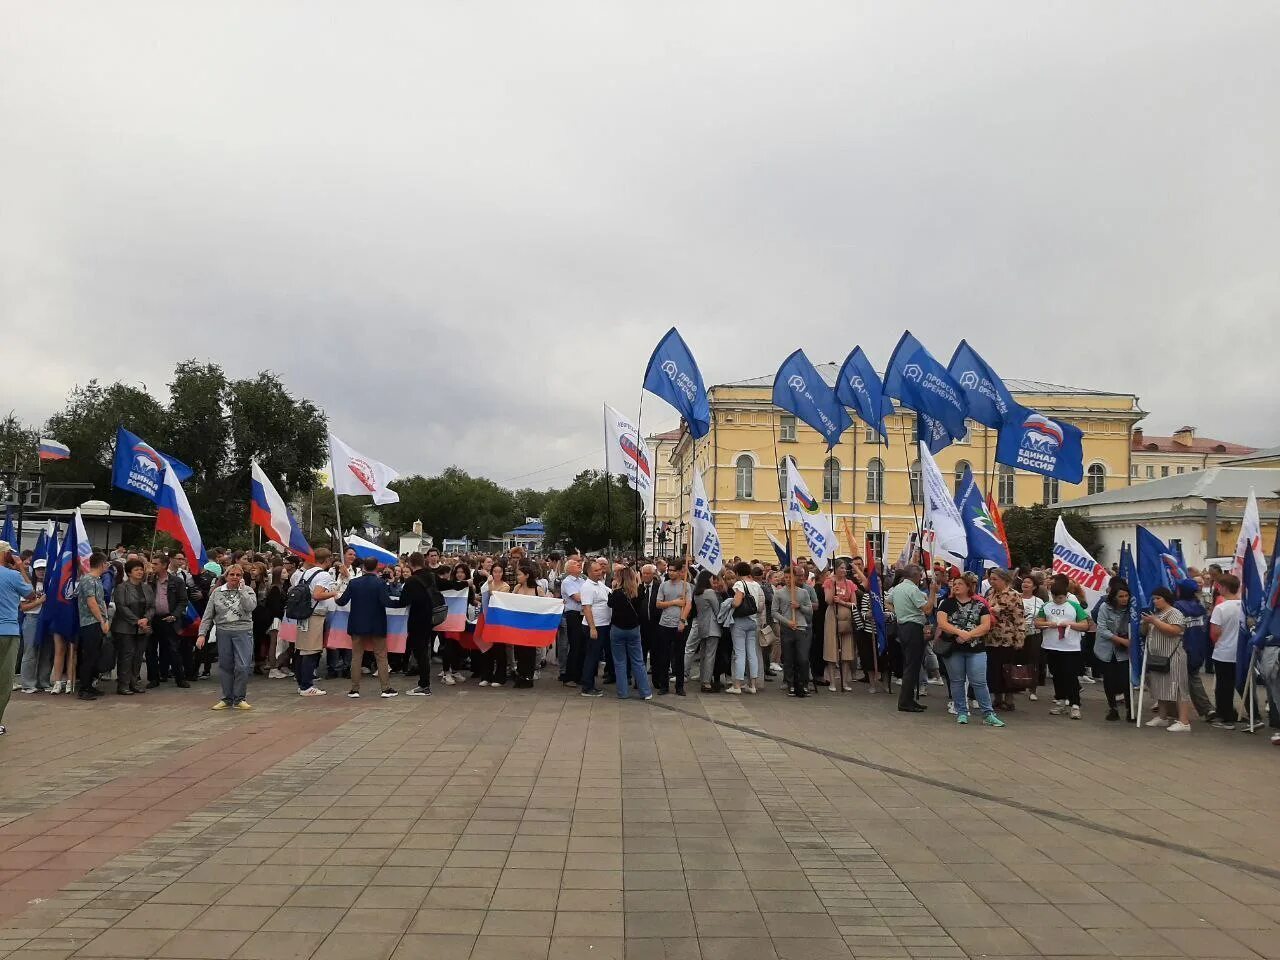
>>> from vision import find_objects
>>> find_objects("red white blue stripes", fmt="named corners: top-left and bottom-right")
top-left (478, 592), bottom-right (564, 648)
top-left (250, 461), bottom-right (315, 563)
top-left (38, 438), bottom-right (70, 461)
top-left (438, 589), bottom-right (469, 633)
top-left (155, 465), bottom-right (208, 568)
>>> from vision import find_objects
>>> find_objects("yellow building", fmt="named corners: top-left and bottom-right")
top-left (1129, 426), bottom-right (1257, 482)
top-left (653, 366), bottom-right (1145, 562)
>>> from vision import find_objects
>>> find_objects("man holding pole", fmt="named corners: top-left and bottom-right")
top-left (887, 564), bottom-right (938, 713)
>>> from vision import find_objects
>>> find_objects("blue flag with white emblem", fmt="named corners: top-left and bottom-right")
top-left (883, 331), bottom-right (968, 452)
top-left (772, 349), bottom-right (851, 449)
top-left (953, 464), bottom-right (1009, 568)
top-left (994, 404), bottom-right (1085, 484)
top-left (835, 347), bottom-right (894, 441)
top-left (111, 426), bottom-right (194, 504)
top-left (947, 340), bottom-right (1016, 430)
top-left (642, 328), bottom-right (712, 440)
top-left (1119, 541), bottom-right (1144, 688)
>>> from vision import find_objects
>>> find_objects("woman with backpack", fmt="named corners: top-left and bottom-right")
top-left (286, 548), bottom-right (339, 697)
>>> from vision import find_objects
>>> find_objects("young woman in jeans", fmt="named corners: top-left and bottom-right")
top-left (607, 566), bottom-right (652, 700)
top-left (935, 572), bottom-right (1004, 727)
top-left (728, 562), bottom-right (764, 694)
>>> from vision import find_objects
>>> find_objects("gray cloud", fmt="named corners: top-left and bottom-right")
top-left (3, 1), bottom-right (1278, 488)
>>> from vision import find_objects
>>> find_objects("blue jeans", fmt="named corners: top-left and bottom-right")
top-left (731, 619), bottom-right (761, 684)
top-left (946, 650), bottom-right (995, 718)
top-left (581, 624), bottom-right (609, 693)
top-left (217, 629), bottom-right (253, 704)
top-left (610, 626), bottom-right (652, 699)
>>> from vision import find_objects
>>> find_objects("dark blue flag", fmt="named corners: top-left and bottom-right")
top-left (0, 507), bottom-right (13, 549)
top-left (994, 404), bottom-right (1085, 484)
top-left (883, 331), bottom-right (968, 450)
top-left (1136, 525), bottom-right (1181, 599)
top-left (1119, 541), bottom-right (1144, 687)
top-left (1237, 547), bottom-right (1262, 690)
top-left (32, 523), bottom-right (48, 561)
top-left (773, 349), bottom-right (852, 449)
top-left (868, 563), bottom-right (888, 655)
top-left (835, 347), bottom-right (894, 441)
top-left (37, 523), bottom-right (78, 645)
top-left (953, 464), bottom-right (1009, 568)
top-left (767, 530), bottom-right (791, 569)
top-left (1249, 535), bottom-right (1279, 654)
top-left (947, 340), bottom-right (1016, 430)
top-left (642, 328), bottom-right (712, 440)
top-left (111, 426), bottom-right (194, 504)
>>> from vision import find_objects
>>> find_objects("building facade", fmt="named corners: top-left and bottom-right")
top-left (1129, 426), bottom-right (1256, 482)
top-left (653, 366), bottom-right (1144, 562)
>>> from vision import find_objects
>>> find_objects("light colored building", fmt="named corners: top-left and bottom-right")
top-left (1063, 467), bottom-right (1279, 567)
top-left (1130, 426), bottom-right (1256, 483)
top-left (1223, 445), bottom-right (1280, 470)
top-left (645, 428), bottom-right (682, 555)
top-left (655, 366), bottom-right (1144, 562)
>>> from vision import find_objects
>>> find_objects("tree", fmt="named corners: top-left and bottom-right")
top-left (541, 471), bottom-right (643, 553)
top-left (382, 468), bottom-right (520, 544)
top-left (1001, 504), bottom-right (1102, 568)
top-left (513, 487), bottom-right (557, 521)
top-left (0, 413), bottom-right (39, 475)
top-left (305, 487), bottom-right (369, 548)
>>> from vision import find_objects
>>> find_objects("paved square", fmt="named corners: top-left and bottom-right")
top-left (2, 679), bottom-right (1280, 959)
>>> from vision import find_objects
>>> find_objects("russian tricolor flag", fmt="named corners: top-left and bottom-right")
top-left (438, 589), bottom-right (470, 633)
top-left (478, 592), bottom-right (564, 648)
top-left (156, 465), bottom-right (208, 568)
top-left (344, 534), bottom-right (398, 567)
top-left (250, 461), bottom-right (315, 563)
top-left (38, 438), bottom-right (70, 461)
top-left (324, 606), bottom-right (408, 654)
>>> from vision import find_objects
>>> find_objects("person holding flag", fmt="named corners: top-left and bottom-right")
top-left (73, 552), bottom-right (112, 701)
top-left (0, 542), bottom-right (36, 733)
top-left (1140, 587), bottom-right (1194, 733)
top-left (772, 560), bottom-right (814, 698)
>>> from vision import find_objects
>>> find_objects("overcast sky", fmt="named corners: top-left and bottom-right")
top-left (3, 2), bottom-right (1278, 489)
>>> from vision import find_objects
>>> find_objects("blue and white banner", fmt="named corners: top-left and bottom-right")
top-left (689, 469), bottom-right (724, 574)
top-left (604, 404), bottom-right (655, 509)
top-left (642, 327), bottom-right (712, 440)
top-left (773, 349), bottom-right (851, 449)
top-left (954, 464), bottom-right (1009, 568)
top-left (785, 459), bottom-right (838, 571)
top-left (947, 340), bottom-right (1016, 430)
top-left (835, 346), bottom-right (893, 441)
top-left (883, 332), bottom-right (968, 451)
top-left (994, 404), bottom-right (1085, 484)
top-left (111, 426), bottom-right (194, 504)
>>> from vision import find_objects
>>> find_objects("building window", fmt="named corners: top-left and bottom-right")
top-left (998, 464), bottom-right (1015, 506)
top-left (953, 460), bottom-right (971, 496)
top-left (1043, 476), bottom-right (1060, 505)
top-left (1087, 463), bottom-right (1106, 496)
top-left (1161, 465), bottom-right (1169, 477)
top-left (865, 427), bottom-right (882, 444)
top-left (1131, 465), bottom-right (1139, 478)
top-left (909, 460), bottom-right (921, 504)
top-left (735, 455), bottom-right (754, 500)
top-left (823, 457), bottom-right (841, 502)
top-left (866, 458), bottom-right (885, 504)
top-left (1146, 465), bottom-right (1155, 479)
top-left (777, 456), bottom-right (797, 499)
top-left (1177, 465), bottom-right (1185, 474)
top-left (779, 415), bottom-right (797, 442)
top-left (865, 531), bottom-right (886, 562)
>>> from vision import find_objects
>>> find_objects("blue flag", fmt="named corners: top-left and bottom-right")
top-left (32, 524), bottom-right (48, 561)
top-left (883, 331), bottom-right (968, 452)
top-left (835, 347), bottom-right (894, 441)
top-left (642, 328), bottom-right (712, 440)
top-left (1249, 535), bottom-right (1280, 653)
top-left (1237, 547), bottom-right (1262, 690)
top-left (868, 563), bottom-right (889, 655)
top-left (767, 531), bottom-right (791, 569)
top-left (37, 522), bottom-right (78, 645)
top-left (947, 340), bottom-right (1016, 430)
top-left (0, 507), bottom-right (13, 549)
top-left (953, 464), bottom-right (1009, 568)
top-left (994, 403), bottom-right (1085, 484)
top-left (773, 349), bottom-right (852, 449)
top-left (111, 426), bottom-right (194, 504)
top-left (1136, 525), bottom-right (1181, 599)
top-left (1119, 541), bottom-right (1144, 687)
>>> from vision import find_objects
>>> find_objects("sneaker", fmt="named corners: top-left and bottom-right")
top-left (235, 701), bottom-right (252, 711)
top-left (0, 724), bottom-right (5, 734)
top-left (300, 686), bottom-right (327, 696)
top-left (983, 714), bottom-right (1006, 727)
top-left (1027, 691), bottom-right (1038, 701)
top-left (769, 663), bottom-right (783, 674)
top-left (1145, 716), bottom-right (1170, 728)
top-left (268, 668), bottom-right (290, 679)
top-left (407, 686), bottom-right (432, 696)
top-left (478, 680), bottom-right (489, 687)
top-left (1070, 705), bottom-right (1081, 720)
top-left (20, 686), bottom-right (38, 694)
top-left (643, 694), bottom-right (654, 701)
top-left (1210, 719), bottom-right (1236, 730)
top-left (51, 680), bottom-right (66, 695)
top-left (1271, 732), bottom-right (1280, 745)
top-left (347, 691), bottom-right (361, 699)
top-left (581, 689), bottom-right (604, 698)
top-left (1167, 721), bottom-right (1191, 733)
top-left (381, 689), bottom-right (398, 698)
top-left (1049, 704), bottom-right (1065, 716)
top-left (947, 701), bottom-right (957, 715)
top-left (1080, 674), bottom-right (1097, 684)
top-left (956, 714), bottom-right (969, 724)
top-left (925, 676), bottom-right (944, 685)
top-left (727, 687), bottom-right (743, 695)
top-left (211, 700), bottom-right (230, 711)
top-left (442, 673), bottom-right (456, 685)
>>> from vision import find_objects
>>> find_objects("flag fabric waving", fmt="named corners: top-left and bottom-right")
top-left (111, 426), bottom-right (193, 503)
top-left (918, 441), bottom-right (967, 566)
top-left (479, 591), bottom-right (564, 648)
top-left (1233, 489), bottom-right (1268, 617)
top-left (690, 469), bottom-right (724, 574)
top-left (954, 465), bottom-right (1009, 568)
top-left (40, 519), bottom-right (81, 645)
top-left (437, 589), bottom-right (470, 634)
top-left (947, 340), bottom-right (1016, 430)
top-left (1137, 525), bottom-right (1182, 597)
top-left (0, 508), bottom-right (13, 550)
top-left (33, 525), bottom-right (62, 647)
top-left (1051, 518), bottom-right (1110, 608)
top-left (994, 405), bottom-right (1085, 484)
top-left (1248, 534), bottom-right (1279, 653)
top-left (1119, 541), bottom-right (1144, 688)
top-left (835, 347), bottom-right (893, 441)
top-left (642, 327), bottom-right (712, 440)
top-left (865, 539), bottom-right (889, 655)
top-left (250, 461), bottom-right (315, 563)
top-left (767, 530), bottom-right (791, 569)
top-left (603, 404), bottom-right (655, 509)
top-left (329, 433), bottom-right (401, 506)
top-left (156, 469), bottom-right (208, 568)
top-left (986, 493), bottom-right (1010, 563)
top-left (786, 459), bottom-right (839, 570)
top-left (38, 438), bottom-right (70, 462)
top-left (343, 534), bottom-right (398, 567)
top-left (1238, 547), bottom-right (1263, 691)
top-left (772, 349), bottom-right (851, 449)
top-left (883, 331), bottom-right (968, 451)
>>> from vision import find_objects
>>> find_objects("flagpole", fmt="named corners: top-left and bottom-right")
top-left (633, 392), bottom-right (645, 557)
top-left (1244, 647), bottom-right (1262, 733)
top-left (851, 423), bottom-right (859, 553)
top-left (603, 416), bottom-right (613, 563)
top-left (982, 426), bottom-right (992, 499)
top-left (899, 416), bottom-right (924, 561)
top-left (328, 436), bottom-right (345, 556)
top-left (771, 414), bottom-right (791, 565)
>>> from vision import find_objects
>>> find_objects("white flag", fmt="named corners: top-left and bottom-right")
top-left (1232, 489), bottom-right (1268, 582)
top-left (918, 441), bottom-right (967, 565)
top-left (1051, 517), bottom-right (1110, 608)
top-left (329, 433), bottom-right (401, 506)
top-left (603, 404), bottom-right (654, 509)
top-left (689, 469), bottom-right (724, 574)
top-left (785, 459), bottom-right (839, 571)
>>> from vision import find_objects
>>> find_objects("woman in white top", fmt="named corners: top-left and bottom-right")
top-left (728, 561), bottom-right (765, 695)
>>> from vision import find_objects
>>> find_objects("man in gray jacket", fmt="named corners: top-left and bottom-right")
top-left (773, 562), bottom-right (814, 697)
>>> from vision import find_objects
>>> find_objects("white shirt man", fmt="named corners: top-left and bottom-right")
top-left (578, 558), bottom-right (612, 696)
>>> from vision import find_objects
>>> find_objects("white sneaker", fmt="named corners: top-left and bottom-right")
top-left (268, 668), bottom-right (289, 679)
top-left (21, 687), bottom-right (38, 694)
top-left (478, 680), bottom-right (489, 687)
top-left (51, 680), bottom-right (66, 695)
top-left (1049, 704), bottom-right (1065, 716)
top-left (300, 686), bottom-right (327, 696)
top-left (1167, 721), bottom-right (1191, 733)
top-left (947, 701), bottom-right (957, 715)
top-left (1070, 705), bottom-right (1081, 720)
top-left (443, 673), bottom-right (456, 685)
top-left (926, 677), bottom-right (944, 685)
top-left (1145, 716), bottom-right (1170, 728)
top-left (769, 663), bottom-right (783, 674)
top-left (1080, 675), bottom-right (1097, 684)
top-left (1027, 691), bottom-right (1038, 701)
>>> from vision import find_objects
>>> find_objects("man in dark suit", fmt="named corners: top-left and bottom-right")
top-left (637, 563), bottom-right (660, 674)
top-left (335, 557), bottom-right (407, 699)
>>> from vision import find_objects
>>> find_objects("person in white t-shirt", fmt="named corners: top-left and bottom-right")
top-left (558, 558), bottom-right (586, 685)
top-left (728, 561), bottom-right (766, 695)
top-left (290, 548), bottom-right (339, 697)
top-left (1034, 574), bottom-right (1090, 719)
top-left (579, 558), bottom-right (612, 697)
top-left (1209, 573), bottom-right (1243, 728)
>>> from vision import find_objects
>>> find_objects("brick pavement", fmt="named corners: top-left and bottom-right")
top-left (1, 677), bottom-right (1278, 959)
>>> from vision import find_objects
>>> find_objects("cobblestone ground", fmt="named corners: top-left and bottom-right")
top-left (2, 675), bottom-right (1280, 960)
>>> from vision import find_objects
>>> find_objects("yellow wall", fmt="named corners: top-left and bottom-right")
top-left (658, 384), bottom-right (1142, 562)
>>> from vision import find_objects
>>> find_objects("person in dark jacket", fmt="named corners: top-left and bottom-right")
top-left (400, 552), bottom-right (441, 697)
top-left (147, 555), bottom-right (191, 687)
top-left (111, 559), bottom-right (155, 695)
top-left (335, 556), bottom-right (408, 699)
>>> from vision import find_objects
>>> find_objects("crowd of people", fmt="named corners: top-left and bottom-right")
top-left (1, 537), bottom-right (1277, 744)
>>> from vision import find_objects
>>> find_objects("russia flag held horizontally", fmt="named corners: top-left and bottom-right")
top-left (478, 592), bottom-right (564, 648)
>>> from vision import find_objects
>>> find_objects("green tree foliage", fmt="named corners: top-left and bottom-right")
top-left (382, 467), bottom-right (521, 544)
top-left (305, 486), bottom-right (369, 549)
top-left (541, 471), bottom-right (643, 553)
top-left (1001, 504), bottom-right (1102, 568)
top-left (0, 413), bottom-right (40, 475)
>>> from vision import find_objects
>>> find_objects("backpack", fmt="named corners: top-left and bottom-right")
top-left (733, 582), bottom-right (758, 619)
top-left (284, 570), bottom-right (323, 621)
top-left (428, 582), bottom-right (449, 628)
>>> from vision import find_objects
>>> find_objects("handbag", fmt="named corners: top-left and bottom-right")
top-left (1002, 663), bottom-right (1037, 691)
top-left (758, 621), bottom-right (776, 649)
top-left (1145, 651), bottom-right (1172, 674)
top-left (933, 636), bottom-right (955, 658)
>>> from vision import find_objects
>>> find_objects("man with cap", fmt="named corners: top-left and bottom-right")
top-left (0, 542), bottom-right (36, 733)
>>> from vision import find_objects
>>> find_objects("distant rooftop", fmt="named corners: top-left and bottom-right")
top-left (1131, 425), bottom-right (1256, 457)
top-left (1066, 467), bottom-right (1280, 509)
top-left (719, 362), bottom-right (1130, 397)
top-left (1223, 445), bottom-right (1280, 466)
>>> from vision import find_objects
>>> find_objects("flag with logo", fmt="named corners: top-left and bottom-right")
top-left (1119, 541), bottom-right (1144, 688)
top-left (785, 459), bottom-right (838, 570)
top-left (835, 346), bottom-right (894, 441)
top-left (1248, 534), bottom-right (1279, 655)
top-left (642, 327), bottom-right (711, 439)
top-left (954, 464), bottom-right (1009, 568)
top-left (864, 537), bottom-right (889, 655)
top-left (1137, 525), bottom-right (1182, 597)
top-left (947, 340), bottom-right (1016, 430)
top-left (883, 331), bottom-right (969, 452)
top-left (603, 404), bottom-right (655, 509)
top-left (111, 426), bottom-right (194, 504)
top-left (1052, 517), bottom-right (1110, 609)
top-left (995, 405), bottom-right (1085, 484)
top-left (690, 469), bottom-right (724, 573)
top-left (329, 433), bottom-right (401, 505)
top-left (1233, 489), bottom-right (1268, 618)
top-left (918, 441), bottom-right (967, 565)
top-left (773, 349), bottom-right (851, 449)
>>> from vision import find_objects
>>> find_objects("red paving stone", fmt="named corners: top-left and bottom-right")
top-left (0, 711), bottom-right (347, 926)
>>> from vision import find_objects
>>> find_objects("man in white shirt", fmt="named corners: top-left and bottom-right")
top-left (1209, 573), bottom-right (1243, 728)
top-left (579, 557), bottom-right (611, 697)
top-left (292, 548), bottom-right (339, 697)
top-left (558, 558), bottom-right (586, 686)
